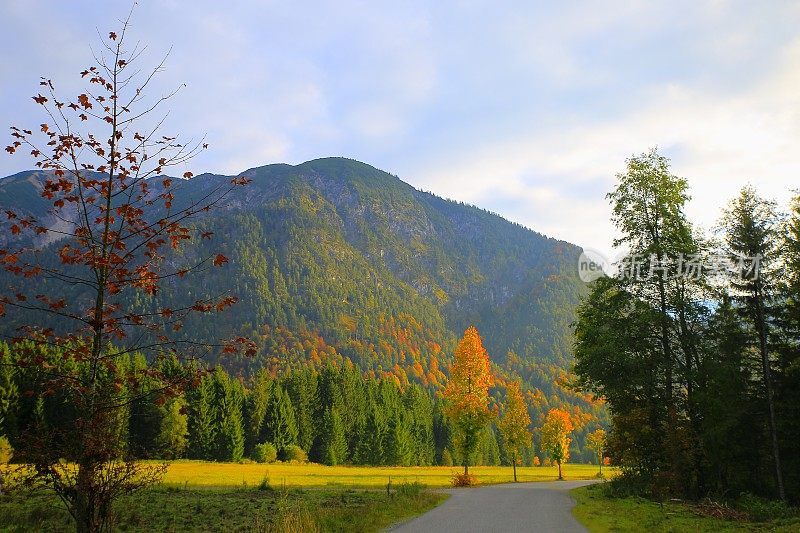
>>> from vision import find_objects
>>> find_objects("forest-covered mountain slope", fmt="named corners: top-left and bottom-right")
top-left (0, 158), bottom-right (590, 412)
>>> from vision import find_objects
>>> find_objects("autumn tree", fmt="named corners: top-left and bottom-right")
top-left (497, 380), bottom-right (531, 482)
top-left (0, 11), bottom-right (253, 532)
top-left (586, 428), bottom-right (607, 475)
top-left (540, 408), bottom-right (573, 480)
top-left (443, 326), bottom-right (494, 475)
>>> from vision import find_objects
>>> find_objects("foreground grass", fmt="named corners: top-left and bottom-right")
top-left (571, 484), bottom-right (800, 532)
top-left (0, 484), bottom-right (446, 532)
top-left (159, 461), bottom-right (611, 489)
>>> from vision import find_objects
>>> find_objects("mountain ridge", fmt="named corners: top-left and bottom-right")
top-left (0, 158), bottom-right (589, 416)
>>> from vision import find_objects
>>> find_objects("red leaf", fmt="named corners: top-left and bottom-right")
top-left (201, 232), bottom-right (214, 240)
top-left (183, 172), bottom-right (193, 179)
top-left (213, 254), bottom-right (228, 267)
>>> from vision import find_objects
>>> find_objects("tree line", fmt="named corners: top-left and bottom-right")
top-left (0, 336), bottom-right (592, 472)
top-left (574, 148), bottom-right (800, 503)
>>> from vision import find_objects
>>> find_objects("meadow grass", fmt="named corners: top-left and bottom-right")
top-left (571, 483), bottom-right (800, 533)
top-left (158, 461), bottom-right (611, 489)
top-left (0, 485), bottom-right (447, 533)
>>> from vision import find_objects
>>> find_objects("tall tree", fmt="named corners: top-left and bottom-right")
top-left (540, 408), bottom-right (573, 480)
top-left (720, 186), bottom-right (785, 501)
top-left (443, 326), bottom-right (494, 475)
top-left (265, 385), bottom-right (298, 457)
top-left (497, 381), bottom-right (532, 482)
top-left (0, 11), bottom-right (253, 531)
top-left (320, 406), bottom-right (347, 466)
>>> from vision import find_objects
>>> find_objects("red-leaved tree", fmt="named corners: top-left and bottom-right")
top-left (0, 10), bottom-right (254, 532)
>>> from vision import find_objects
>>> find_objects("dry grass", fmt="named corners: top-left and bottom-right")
top-left (158, 461), bottom-right (613, 489)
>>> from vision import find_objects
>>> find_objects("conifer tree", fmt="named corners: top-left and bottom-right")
top-left (265, 385), bottom-right (298, 457)
top-left (321, 406), bottom-right (348, 465)
top-left (187, 374), bottom-right (217, 460)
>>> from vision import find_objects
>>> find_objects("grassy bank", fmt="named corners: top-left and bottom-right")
top-left (571, 483), bottom-right (800, 532)
top-left (0, 483), bottom-right (445, 532)
top-left (159, 461), bottom-right (610, 489)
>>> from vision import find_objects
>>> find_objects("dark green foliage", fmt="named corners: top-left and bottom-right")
top-left (574, 151), bottom-right (800, 503)
top-left (320, 407), bottom-right (348, 465)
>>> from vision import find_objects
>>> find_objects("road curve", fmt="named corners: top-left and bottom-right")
top-left (389, 480), bottom-right (597, 533)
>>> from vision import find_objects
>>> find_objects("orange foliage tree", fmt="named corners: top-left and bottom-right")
top-left (0, 11), bottom-right (253, 532)
top-left (442, 326), bottom-right (494, 475)
top-left (497, 380), bottom-right (532, 482)
top-left (540, 408), bottom-right (573, 480)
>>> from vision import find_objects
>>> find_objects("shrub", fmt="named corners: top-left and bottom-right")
top-left (257, 472), bottom-right (272, 492)
top-left (253, 442), bottom-right (278, 464)
top-left (451, 473), bottom-right (478, 487)
top-left (0, 436), bottom-right (12, 464)
top-left (283, 445), bottom-right (307, 463)
top-left (395, 481), bottom-right (425, 497)
top-left (737, 493), bottom-right (798, 522)
top-left (533, 456), bottom-right (541, 466)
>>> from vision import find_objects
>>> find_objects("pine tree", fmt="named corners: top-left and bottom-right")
top-left (188, 375), bottom-right (217, 460)
top-left (321, 406), bottom-right (348, 465)
top-left (265, 385), bottom-right (298, 457)
top-left (721, 187), bottom-right (785, 501)
top-left (212, 368), bottom-right (245, 462)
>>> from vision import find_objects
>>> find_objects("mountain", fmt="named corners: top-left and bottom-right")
top-left (0, 158), bottom-right (588, 402)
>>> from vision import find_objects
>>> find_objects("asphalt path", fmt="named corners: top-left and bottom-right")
top-left (389, 479), bottom-right (598, 533)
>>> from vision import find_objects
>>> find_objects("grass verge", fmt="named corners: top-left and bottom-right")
top-left (571, 483), bottom-right (800, 532)
top-left (0, 483), bottom-right (446, 532)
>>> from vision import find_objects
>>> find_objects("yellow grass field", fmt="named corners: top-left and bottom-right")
top-left (159, 461), bottom-right (614, 489)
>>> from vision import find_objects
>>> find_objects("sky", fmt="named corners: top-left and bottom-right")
top-left (2, 0), bottom-right (799, 258)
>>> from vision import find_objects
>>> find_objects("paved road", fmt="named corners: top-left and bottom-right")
top-left (389, 480), bottom-right (597, 533)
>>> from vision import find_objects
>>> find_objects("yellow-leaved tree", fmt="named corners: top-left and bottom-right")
top-left (540, 408), bottom-right (573, 480)
top-left (586, 428), bottom-right (607, 475)
top-left (497, 380), bottom-right (532, 482)
top-left (443, 326), bottom-right (494, 476)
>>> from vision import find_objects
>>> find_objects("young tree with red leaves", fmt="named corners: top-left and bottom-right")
top-left (0, 11), bottom-right (254, 532)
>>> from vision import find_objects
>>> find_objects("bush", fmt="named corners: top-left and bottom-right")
top-left (395, 481), bottom-right (425, 497)
top-left (257, 472), bottom-right (272, 492)
top-left (0, 436), bottom-right (12, 464)
top-left (283, 445), bottom-right (307, 463)
top-left (253, 442), bottom-right (278, 464)
top-left (451, 473), bottom-right (478, 487)
top-left (737, 493), bottom-right (798, 522)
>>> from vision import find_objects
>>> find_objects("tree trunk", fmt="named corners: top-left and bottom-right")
top-left (755, 290), bottom-right (786, 502)
top-left (557, 461), bottom-right (562, 480)
top-left (599, 454), bottom-right (602, 475)
top-left (74, 463), bottom-right (99, 533)
top-left (464, 460), bottom-right (468, 476)
top-left (512, 453), bottom-right (517, 482)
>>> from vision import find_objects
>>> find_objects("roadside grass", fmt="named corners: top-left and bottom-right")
top-left (158, 461), bottom-right (612, 489)
top-left (571, 483), bottom-right (800, 532)
top-left (0, 483), bottom-right (446, 532)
